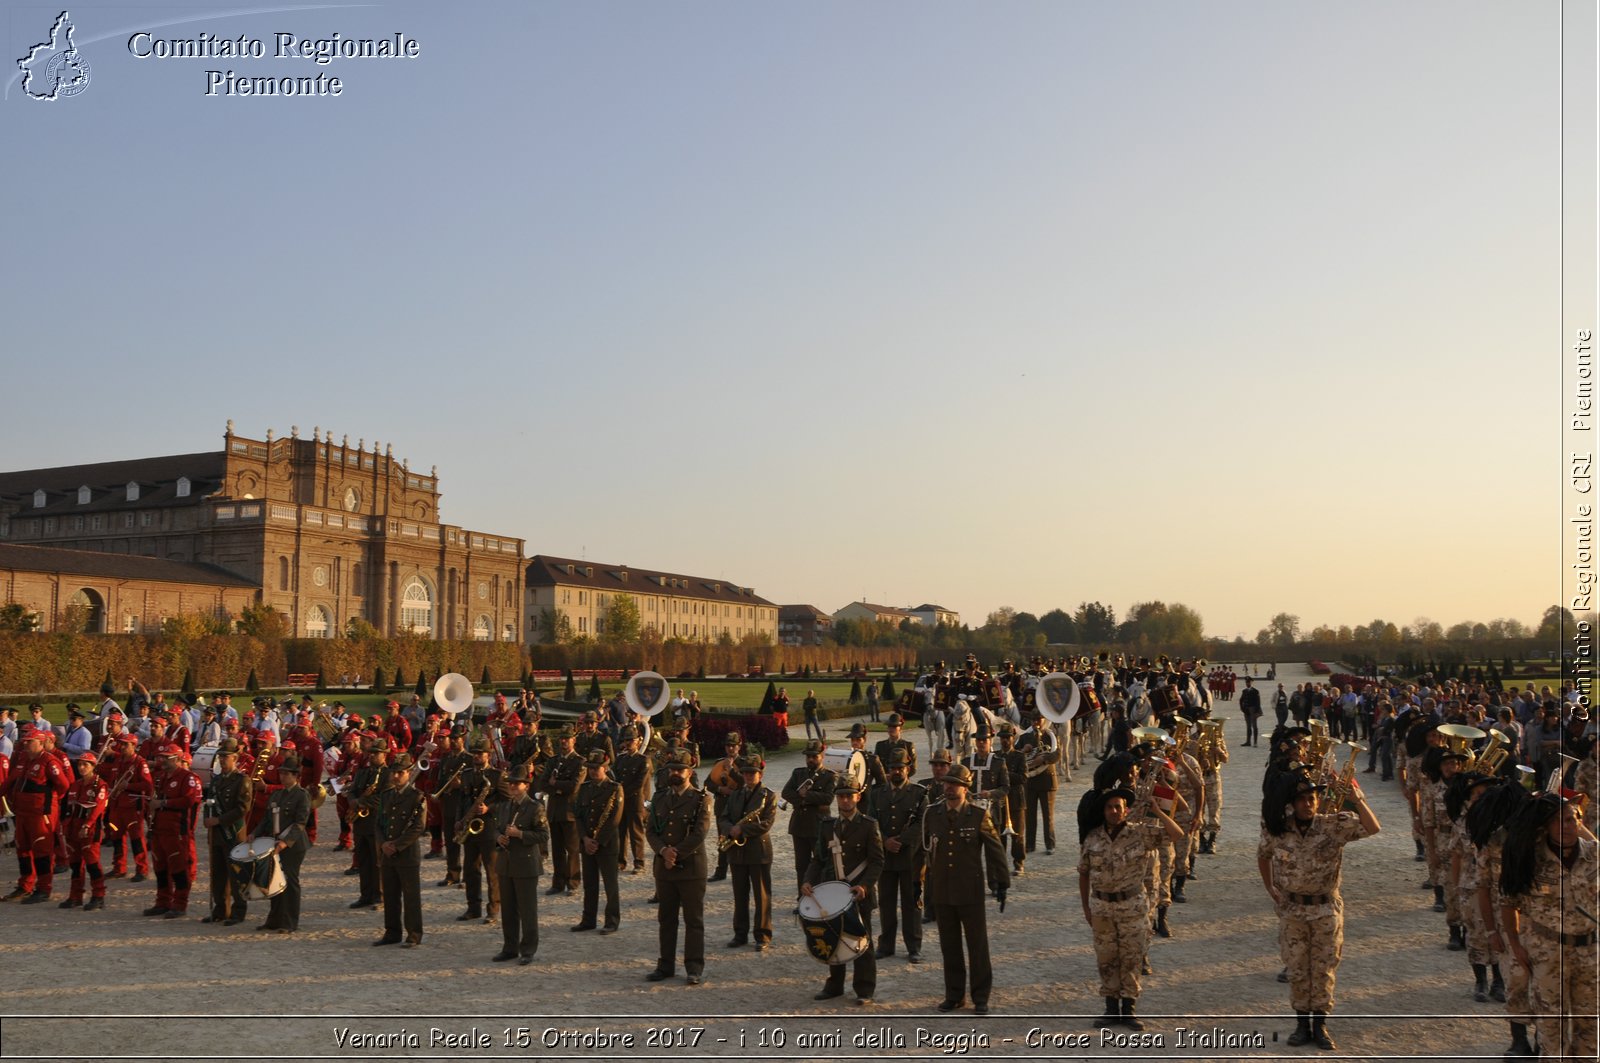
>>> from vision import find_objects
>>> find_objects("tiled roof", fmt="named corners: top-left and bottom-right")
top-left (0, 451), bottom-right (226, 515)
top-left (779, 604), bottom-right (831, 621)
top-left (527, 555), bottom-right (775, 607)
top-left (0, 543), bottom-right (258, 588)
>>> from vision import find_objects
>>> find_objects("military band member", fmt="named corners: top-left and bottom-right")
top-left (1469, 780), bottom-right (1532, 1055)
top-left (348, 739), bottom-right (390, 909)
top-left (778, 741), bottom-right (832, 888)
top-left (457, 736), bottom-right (506, 923)
top-left (433, 728), bottom-right (469, 887)
top-left (1196, 714), bottom-right (1229, 854)
top-left (60, 751), bottom-right (108, 910)
top-left (573, 711), bottom-right (615, 764)
top-left (920, 748), bottom-right (954, 924)
top-left (804, 779), bottom-right (883, 1005)
top-left (866, 748), bottom-right (925, 962)
top-left (1444, 771), bottom-right (1498, 998)
top-left (202, 739), bottom-right (251, 925)
top-left (1018, 708), bottom-right (1060, 855)
top-left (145, 744), bottom-right (203, 918)
top-left (493, 761), bottom-right (550, 965)
top-left (539, 727), bottom-right (587, 895)
top-left (1169, 739), bottom-right (1204, 905)
top-left (847, 723), bottom-right (886, 789)
top-left (613, 725), bottom-right (653, 874)
top-left (646, 751), bottom-right (711, 985)
top-left (872, 714), bottom-right (918, 781)
top-left (255, 754), bottom-right (310, 933)
top-left (997, 725), bottom-right (1028, 875)
top-left (963, 725), bottom-right (1010, 842)
top-left (705, 731), bottom-right (744, 883)
top-left (573, 750), bottom-right (623, 933)
top-left (924, 763), bottom-right (1008, 1014)
top-left (652, 727), bottom-right (700, 790)
top-left (2, 725), bottom-right (69, 903)
top-left (374, 754), bottom-right (426, 948)
top-left (1500, 793), bottom-right (1598, 1061)
top-left (1258, 769), bottom-right (1380, 1050)
top-left (1079, 781), bottom-right (1182, 1029)
top-left (720, 753), bottom-right (777, 951)
top-left (100, 734), bottom-right (153, 881)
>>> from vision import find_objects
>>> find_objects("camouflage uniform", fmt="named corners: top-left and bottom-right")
top-left (1197, 736), bottom-right (1227, 835)
top-left (1449, 818), bottom-right (1493, 965)
top-left (1506, 836), bottom-right (1598, 1059)
top-left (1172, 751), bottom-right (1203, 877)
top-left (1081, 820), bottom-right (1163, 999)
top-left (1426, 780), bottom-right (1459, 922)
top-left (1140, 760), bottom-right (1179, 911)
top-left (1477, 831), bottom-right (1531, 1022)
top-left (1258, 810), bottom-right (1375, 1014)
top-left (1577, 754), bottom-right (1598, 835)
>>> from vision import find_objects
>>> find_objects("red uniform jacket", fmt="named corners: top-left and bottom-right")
top-left (152, 767), bottom-right (204, 833)
top-left (99, 754), bottom-right (154, 815)
top-left (5, 752), bottom-right (70, 819)
top-left (64, 774), bottom-right (109, 844)
top-left (385, 715), bottom-right (412, 751)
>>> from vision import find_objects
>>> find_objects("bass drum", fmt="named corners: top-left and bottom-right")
top-left (229, 837), bottom-right (285, 899)
top-left (796, 880), bottom-right (868, 965)
top-left (190, 744), bottom-right (220, 786)
top-left (821, 748), bottom-right (866, 791)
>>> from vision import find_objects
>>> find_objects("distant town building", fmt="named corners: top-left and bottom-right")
top-left (908, 603), bottom-right (960, 627)
top-left (0, 543), bottom-right (258, 634)
top-left (526, 556), bottom-right (777, 645)
top-left (832, 600), bottom-right (918, 626)
top-left (0, 425), bottom-right (525, 640)
top-left (778, 604), bottom-right (834, 646)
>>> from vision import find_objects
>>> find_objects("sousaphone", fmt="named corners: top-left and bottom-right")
top-left (1035, 672), bottom-right (1082, 724)
top-left (624, 670), bottom-right (672, 750)
top-left (433, 672), bottom-right (476, 717)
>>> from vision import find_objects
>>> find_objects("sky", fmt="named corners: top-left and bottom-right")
top-left (1, 1), bottom-right (1564, 640)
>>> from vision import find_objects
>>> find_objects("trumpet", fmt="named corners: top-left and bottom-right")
top-left (1472, 729), bottom-right (1513, 776)
top-left (1326, 743), bottom-right (1365, 811)
top-left (352, 769), bottom-right (382, 819)
top-left (1171, 717), bottom-right (1193, 760)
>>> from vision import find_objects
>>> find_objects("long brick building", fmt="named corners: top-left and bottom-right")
top-left (0, 424), bottom-right (524, 640)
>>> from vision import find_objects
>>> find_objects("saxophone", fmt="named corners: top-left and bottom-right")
top-left (454, 775), bottom-right (496, 843)
top-left (717, 790), bottom-right (770, 852)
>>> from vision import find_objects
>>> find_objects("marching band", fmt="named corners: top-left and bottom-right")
top-left (2, 661), bottom-right (1594, 1057)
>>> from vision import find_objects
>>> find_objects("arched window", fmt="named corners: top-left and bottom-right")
top-left (400, 578), bottom-right (433, 635)
top-left (70, 588), bottom-right (104, 633)
top-left (77, 485), bottom-right (91, 505)
top-left (351, 562), bottom-right (364, 596)
top-left (473, 614), bottom-right (491, 640)
top-left (176, 477), bottom-right (191, 498)
top-left (278, 556), bottom-right (290, 592)
top-left (305, 605), bottom-right (330, 639)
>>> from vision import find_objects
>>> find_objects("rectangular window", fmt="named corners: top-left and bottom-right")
top-left (578, 616), bottom-right (587, 632)
top-left (578, 591), bottom-right (587, 605)
top-left (123, 514), bottom-right (134, 529)
top-left (91, 516), bottom-right (104, 530)
top-left (140, 512), bottom-right (153, 527)
top-left (123, 615), bottom-right (139, 634)
top-left (71, 516), bottom-right (83, 531)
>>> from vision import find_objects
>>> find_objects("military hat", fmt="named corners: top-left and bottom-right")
top-left (929, 749), bottom-right (953, 765)
top-left (884, 748), bottom-right (910, 768)
top-left (390, 753), bottom-right (416, 773)
top-left (469, 735), bottom-right (493, 754)
top-left (100, 682), bottom-right (116, 697)
top-left (507, 762), bottom-right (535, 784)
top-left (666, 750), bottom-right (695, 770)
top-left (76, 750), bottom-right (98, 767)
top-left (585, 749), bottom-right (610, 768)
top-left (278, 753), bottom-right (303, 774)
top-left (973, 723), bottom-right (992, 741)
top-left (997, 723), bottom-right (1017, 737)
top-left (67, 706), bottom-right (85, 720)
top-left (618, 724), bottom-right (640, 742)
top-left (1289, 776), bottom-right (1327, 796)
top-left (848, 723), bottom-right (868, 740)
top-left (724, 730), bottom-right (743, 746)
top-left (200, 704), bottom-right (217, 715)
top-left (1102, 784), bottom-right (1137, 804)
top-left (834, 778), bottom-right (863, 795)
top-left (943, 763), bottom-right (974, 788)
top-left (803, 739), bottom-right (826, 755)
top-left (1440, 750), bottom-right (1469, 763)
top-left (216, 738), bottom-right (242, 755)
top-left (885, 713), bottom-right (904, 727)
top-left (1281, 726), bottom-right (1312, 741)
top-left (736, 754), bottom-right (765, 772)
top-left (550, 725), bottom-right (574, 740)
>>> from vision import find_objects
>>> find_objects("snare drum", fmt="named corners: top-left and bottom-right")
top-left (821, 748), bottom-right (866, 791)
top-left (229, 837), bottom-right (284, 899)
top-left (796, 880), bottom-right (868, 965)
top-left (190, 744), bottom-right (220, 786)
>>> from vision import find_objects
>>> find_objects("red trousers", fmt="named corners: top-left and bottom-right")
top-left (105, 806), bottom-right (150, 875)
top-left (65, 835), bottom-right (105, 901)
top-left (150, 820), bottom-right (197, 911)
top-left (13, 814), bottom-right (58, 894)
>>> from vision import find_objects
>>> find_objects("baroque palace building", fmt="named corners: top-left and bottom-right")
top-left (0, 424), bottom-right (525, 641)
top-left (525, 555), bottom-right (778, 645)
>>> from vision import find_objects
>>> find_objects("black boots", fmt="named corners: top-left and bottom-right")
top-left (1287, 1013), bottom-right (1312, 1047)
top-left (1311, 1013), bottom-right (1335, 1050)
top-left (1432, 885), bottom-right (1446, 913)
top-left (1505, 1021), bottom-right (1535, 1058)
top-left (1155, 906), bottom-right (1172, 937)
top-left (1120, 998), bottom-right (1143, 1031)
top-left (1095, 996), bottom-right (1120, 1028)
top-left (1171, 876), bottom-right (1187, 903)
top-left (1414, 837), bottom-right (1426, 861)
top-left (1448, 924), bottom-right (1466, 951)
top-left (1489, 965), bottom-right (1506, 1002)
top-left (1472, 963), bottom-right (1488, 1001)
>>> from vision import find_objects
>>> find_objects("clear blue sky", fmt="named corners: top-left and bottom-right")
top-left (2, 1), bottom-right (1558, 639)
